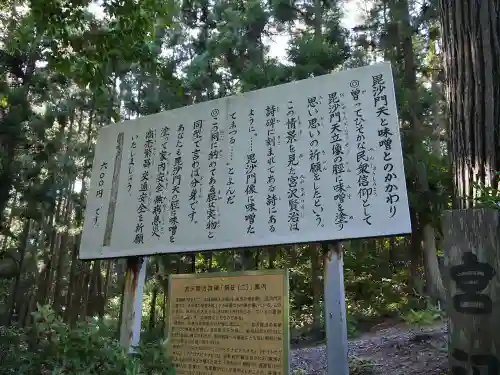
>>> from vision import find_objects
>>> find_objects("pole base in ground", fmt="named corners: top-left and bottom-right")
top-left (323, 242), bottom-right (349, 375)
top-left (119, 256), bottom-right (147, 354)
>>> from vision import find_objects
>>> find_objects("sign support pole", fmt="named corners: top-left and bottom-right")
top-left (322, 241), bottom-right (349, 375)
top-left (119, 256), bottom-right (147, 354)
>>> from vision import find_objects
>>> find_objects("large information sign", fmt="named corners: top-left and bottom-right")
top-left (80, 62), bottom-right (411, 259)
top-left (167, 270), bottom-right (289, 375)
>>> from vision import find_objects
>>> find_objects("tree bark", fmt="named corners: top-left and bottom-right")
top-left (311, 244), bottom-right (323, 339)
top-left (439, 0), bottom-right (500, 208)
top-left (149, 285), bottom-right (158, 331)
top-left (5, 218), bottom-right (30, 325)
top-left (390, 0), bottom-right (445, 302)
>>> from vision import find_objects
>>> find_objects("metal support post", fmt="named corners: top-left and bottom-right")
top-left (119, 256), bottom-right (147, 354)
top-left (323, 241), bottom-right (349, 375)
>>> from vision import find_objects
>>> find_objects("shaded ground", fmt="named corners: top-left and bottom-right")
top-left (291, 322), bottom-right (448, 375)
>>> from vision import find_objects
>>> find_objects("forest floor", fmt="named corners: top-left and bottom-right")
top-left (290, 322), bottom-right (448, 375)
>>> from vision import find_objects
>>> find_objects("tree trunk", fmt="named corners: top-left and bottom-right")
top-left (86, 260), bottom-right (102, 317)
top-left (149, 285), bottom-right (158, 331)
top-left (311, 244), bottom-right (323, 339)
top-left (409, 208), bottom-right (424, 295)
top-left (431, 68), bottom-right (443, 156)
top-left (5, 218), bottom-right (30, 325)
top-left (52, 188), bottom-right (73, 315)
top-left (391, 0), bottom-right (445, 302)
top-left (100, 260), bottom-right (112, 318)
top-left (439, 0), bottom-right (500, 208)
top-left (64, 239), bottom-right (79, 321)
top-left (268, 247), bottom-right (277, 269)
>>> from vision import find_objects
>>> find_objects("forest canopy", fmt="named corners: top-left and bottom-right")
top-left (3, 0), bottom-right (498, 374)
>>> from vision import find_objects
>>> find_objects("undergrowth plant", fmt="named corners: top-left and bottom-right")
top-left (0, 304), bottom-right (174, 375)
top-left (400, 304), bottom-right (443, 326)
top-left (471, 171), bottom-right (500, 208)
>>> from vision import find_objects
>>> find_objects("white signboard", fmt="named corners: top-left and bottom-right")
top-left (80, 62), bottom-right (411, 259)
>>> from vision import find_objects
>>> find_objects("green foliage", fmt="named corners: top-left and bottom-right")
top-left (32, 0), bottom-right (176, 87)
top-left (349, 357), bottom-right (376, 375)
top-left (346, 314), bottom-right (360, 338)
top-left (400, 305), bottom-right (443, 326)
top-left (292, 357), bottom-right (375, 375)
top-left (472, 172), bottom-right (500, 208)
top-left (343, 240), bottom-right (413, 319)
top-left (288, 32), bottom-right (350, 79)
top-left (0, 305), bottom-right (174, 375)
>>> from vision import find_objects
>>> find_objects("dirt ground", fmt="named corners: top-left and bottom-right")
top-left (291, 322), bottom-right (449, 375)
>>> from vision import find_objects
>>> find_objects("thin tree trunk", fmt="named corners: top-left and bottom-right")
top-left (64, 239), bottom-right (79, 321)
top-left (431, 69), bottom-right (443, 156)
top-left (100, 260), bottom-right (112, 318)
top-left (311, 244), bottom-right (323, 338)
top-left (52, 186), bottom-right (73, 314)
top-left (5, 218), bottom-right (30, 325)
top-left (268, 247), bottom-right (277, 269)
top-left (391, 0), bottom-right (445, 301)
top-left (149, 285), bottom-right (158, 331)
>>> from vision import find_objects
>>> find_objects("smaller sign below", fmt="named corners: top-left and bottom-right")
top-left (167, 270), bottom-right (289, 375)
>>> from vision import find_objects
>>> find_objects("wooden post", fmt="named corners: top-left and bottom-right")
top-left (443, 208), bottom-right (500, 374)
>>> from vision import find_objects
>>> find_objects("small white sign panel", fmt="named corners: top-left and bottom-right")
top-left (80, 62), bottom-right (411, 259)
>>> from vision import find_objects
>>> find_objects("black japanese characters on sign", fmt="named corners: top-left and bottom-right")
top-left (351, 80), bottom-right (373, 226)
top-left (133, 129), bottom-right (155, 245)
top-left (372, 73), bottom-right (399, 218)
top-left (81, 63), bottom-right (411, 260)
top-left (265, 105), bottom-right (279, 233)
top-left (449, 253), bottom-right (498, 374)
top-left (127, 134), bottom-right (138, 194)
top-left (245, 109), bottom-right (258, 235)
top-left (96, 162), bottom-right (108, 199)
top-left (184, 282), bottom-right (268, 293)
top-left (225, 112), bottom-right (237, 206)
top-left (451, 348), bottom-right (499, 375)
top-left (92, 161), bottom-right (109, 227)
top-left (189, 120), bottom-right (203, 224)
top-left (328, 91), bottom-right (351, 231)
top-left (168, 272), bottom-right (286, 375)
top-left (450, 252), bottom-right (495, 315)
top-left (206, 109), bottom-right (221, 240)
top-left (286, 101), bottom-right (301, 232)
top-left (169, 124), bottom-right (185, 243)
top-left (307, 96), bottom-right (325, 228)
top-left (152, 127), bottom-right (170, 238)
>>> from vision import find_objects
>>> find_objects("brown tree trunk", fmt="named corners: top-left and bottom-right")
top-left (268, 247), bottom-right (277, 269)
top-left (64, 239), bottom-right (79, 321)
top-left (390, 0), bottom-right (445, 302)
top-left (52, 188), bottom-right (73, 315)
top-left (5, 218), bottom-right (30, 325)
top-left (149, 285), bottom-right (158, 331)
top-left (66, 107), bottom-right (93, 322)
top-left (311, 244), bottom-right (323, 339)
top-left (86, 260), bottom-right (102, 317)
top-left (439, 0), bottom-right (500, 208)
top-left (100, 260), bottom-right (112, 318)
top-left (439, 3), bottom-right (500, 373)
